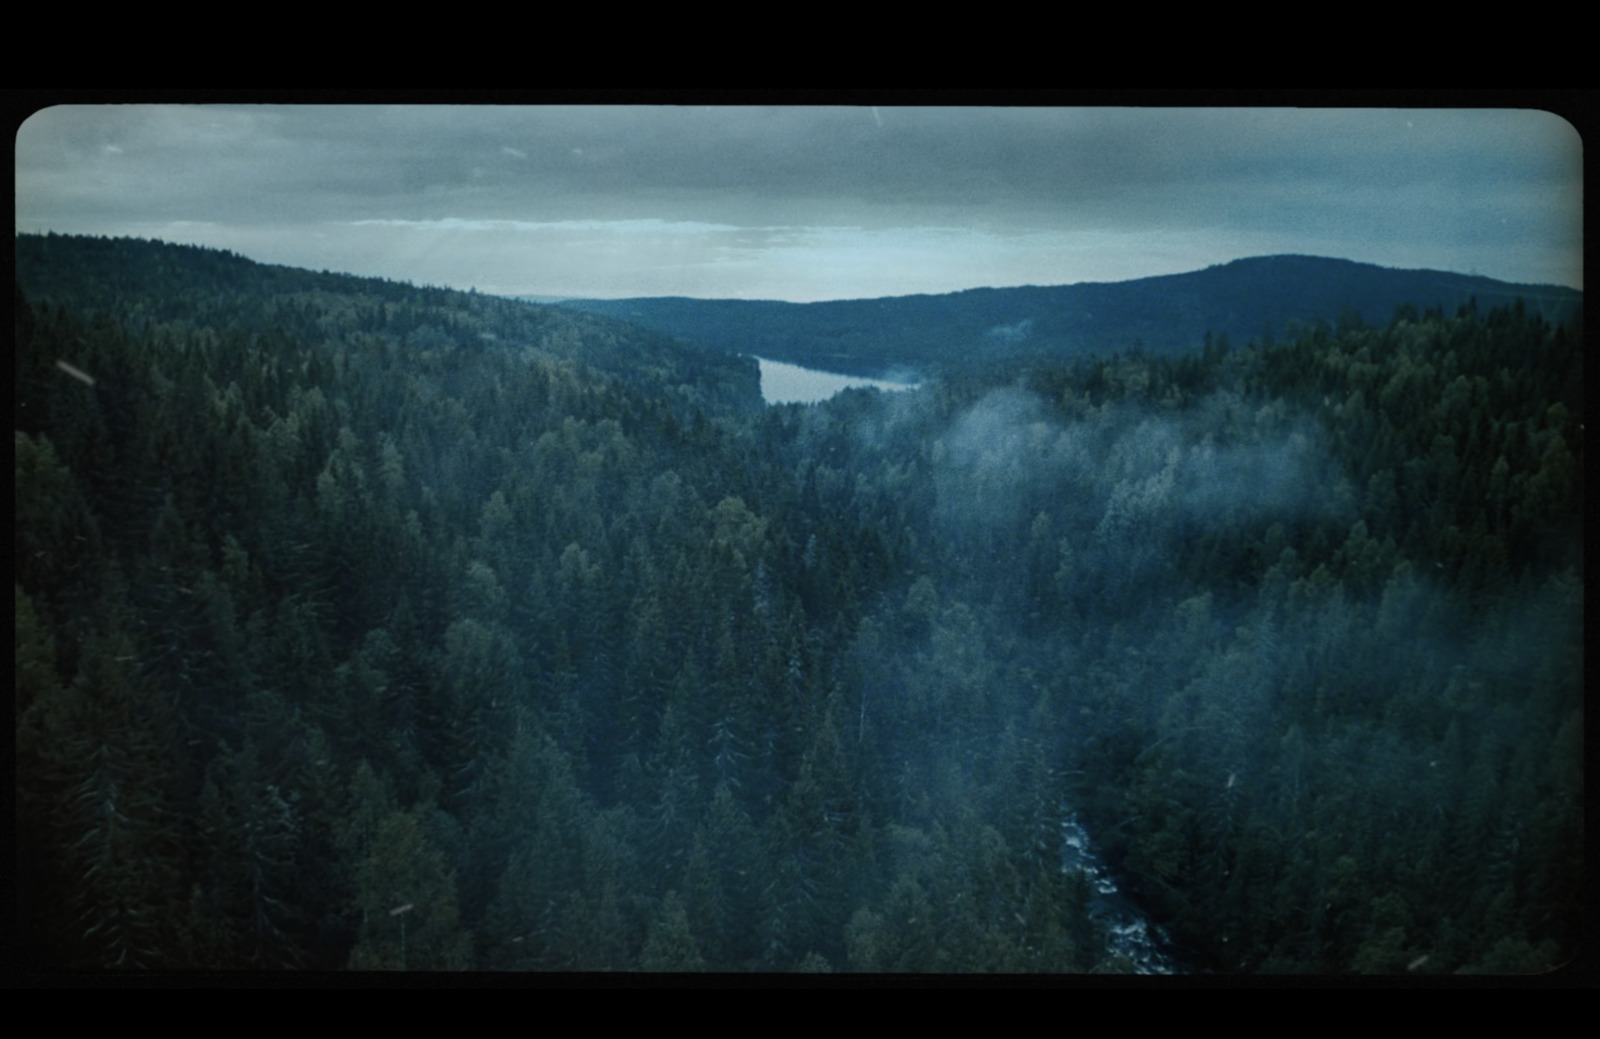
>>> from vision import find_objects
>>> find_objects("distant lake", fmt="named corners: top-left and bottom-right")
top-left (755, 357), bottom-right (920, 405)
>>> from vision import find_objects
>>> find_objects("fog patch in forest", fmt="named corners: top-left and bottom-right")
top-left (986, 318), bottom-right (1034, 345)
top-left (1093, 416), bottom-right (1333, 538)
top-left (929, 387), bottom-right (1353, 555)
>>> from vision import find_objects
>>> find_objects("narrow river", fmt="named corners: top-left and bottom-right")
top-left (1061, 811), bottom-right (1185, 974)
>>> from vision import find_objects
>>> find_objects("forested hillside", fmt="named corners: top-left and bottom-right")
top-left (15, 234), bottom-right (1582, 974)
top-left (558, 254), bottom-right (1584, 379)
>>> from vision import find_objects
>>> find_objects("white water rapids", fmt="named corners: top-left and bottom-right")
top-left (1061, 812), bottom-right (1184, 974)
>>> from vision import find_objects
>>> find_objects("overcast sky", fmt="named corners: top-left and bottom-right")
top-left (15, 103), bottom-right (1583, 301)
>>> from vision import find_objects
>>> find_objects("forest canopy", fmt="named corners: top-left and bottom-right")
top-left (14, 234), bottom-right (1583, 974)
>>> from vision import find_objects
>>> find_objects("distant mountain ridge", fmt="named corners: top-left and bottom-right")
top-left (558, 255), bottom-right (1583, 379)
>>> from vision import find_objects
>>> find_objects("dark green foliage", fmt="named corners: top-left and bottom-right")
top-left (18, 598), bottom-right (185, 967)
top-left (15, 234), bottom-right (1580, 974)
top-left (346, 805), bottom-right (471, 970)
top-left (192, 738), bottom-right (304, 967)
top-left (638, 891), bottom-right (707, 971)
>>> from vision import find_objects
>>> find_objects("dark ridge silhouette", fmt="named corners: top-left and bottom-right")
top-left (557, 255), bottom-right (1582, 379)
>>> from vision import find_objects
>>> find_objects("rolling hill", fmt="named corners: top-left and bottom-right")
top-left (557, 255), bottom-right (1583, 379)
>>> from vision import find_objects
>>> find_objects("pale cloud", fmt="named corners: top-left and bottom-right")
top-left (15, 102), bottom-right (1582, 299)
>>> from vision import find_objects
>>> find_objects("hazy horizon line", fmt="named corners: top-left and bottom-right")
top-left (17, 229), bottom-right (1583, 304)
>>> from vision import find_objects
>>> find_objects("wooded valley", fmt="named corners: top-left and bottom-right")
top-left (15, 234), bottom-right (1583, 974)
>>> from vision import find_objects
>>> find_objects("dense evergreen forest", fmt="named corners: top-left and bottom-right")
top-left (559, 254), bottom-right (1585, 379)
top-left (15, 234), bottom-right (1583, 974)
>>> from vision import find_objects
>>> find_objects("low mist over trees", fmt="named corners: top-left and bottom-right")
top-left (15, 234), bottom-right (1582, 974)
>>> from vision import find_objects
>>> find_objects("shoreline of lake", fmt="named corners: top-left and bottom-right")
top-left (754, 356), bottom-right (920, 405)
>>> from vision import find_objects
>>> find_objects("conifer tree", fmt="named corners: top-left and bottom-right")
top-left (347, 807), bottom-right (471, 970)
